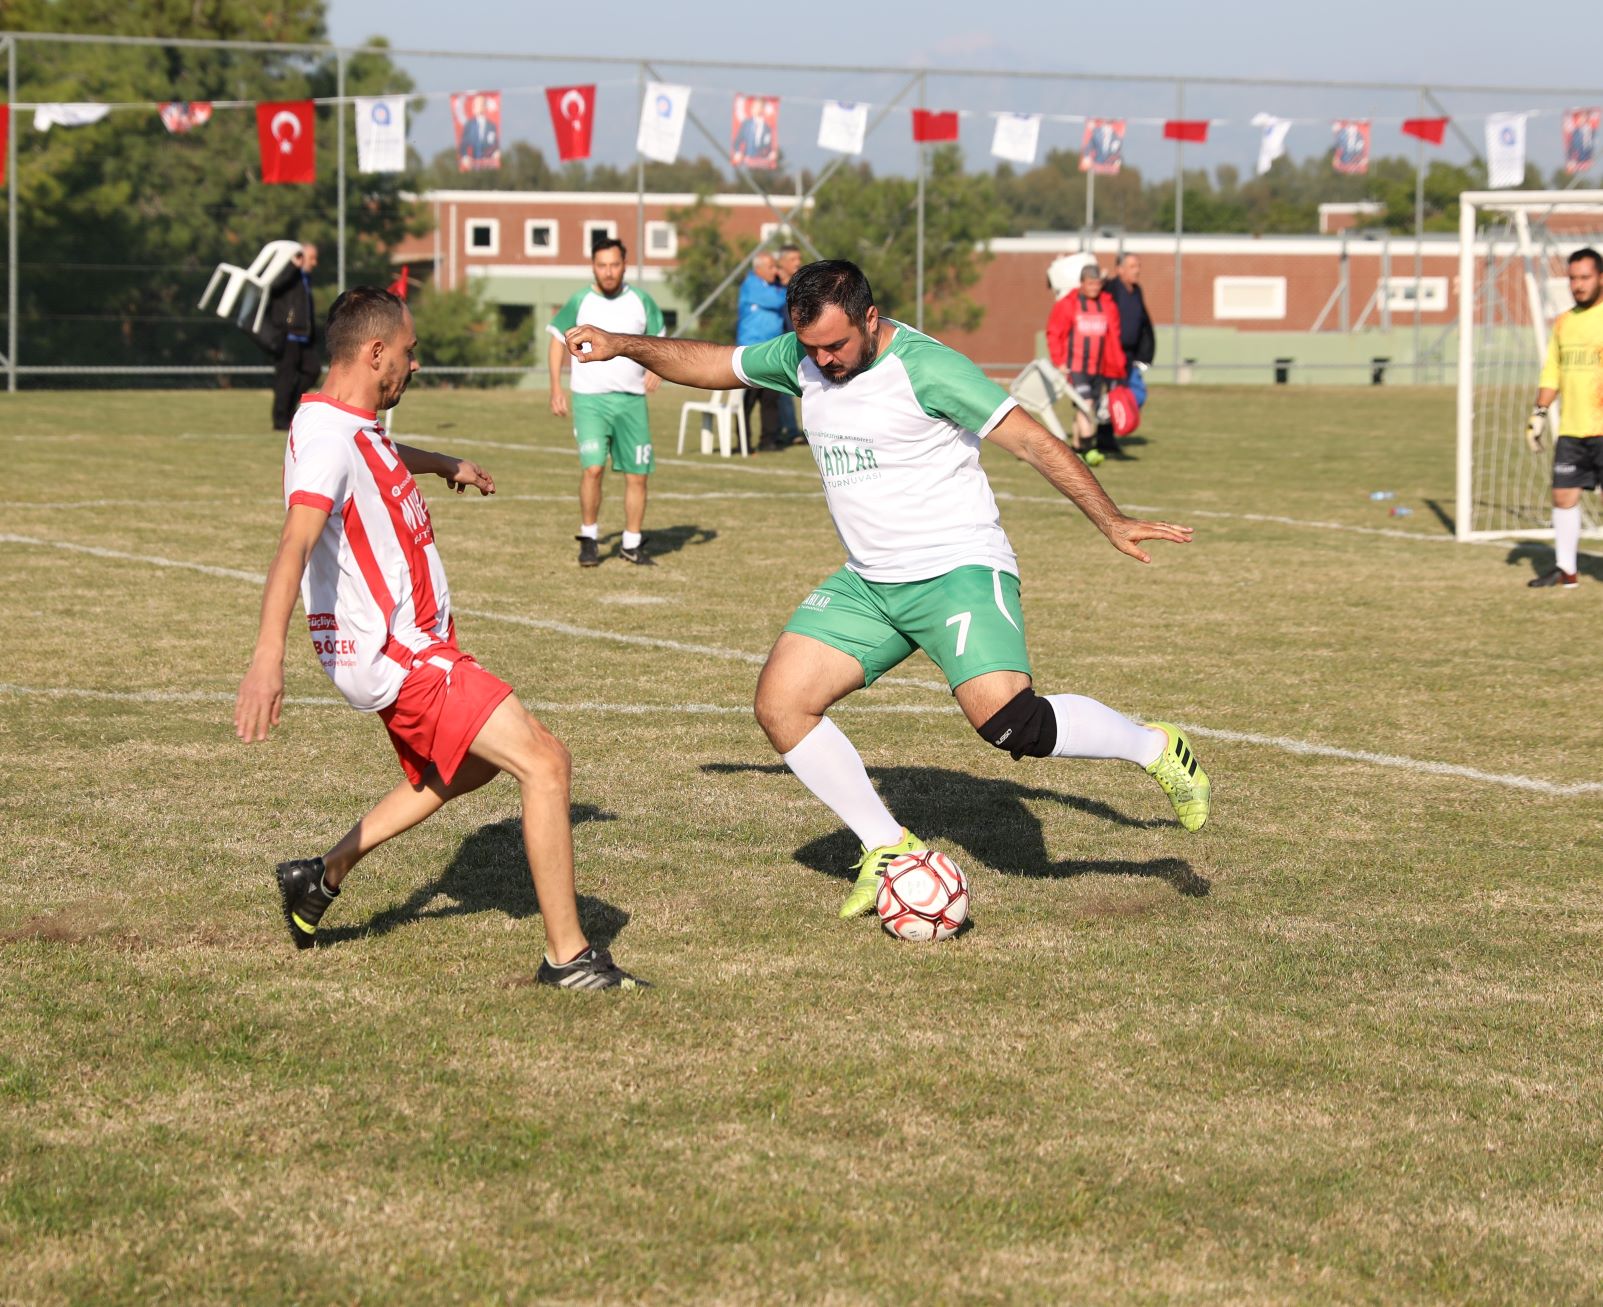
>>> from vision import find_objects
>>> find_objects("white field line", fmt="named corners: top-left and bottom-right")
top-left (1, 680), bottom-right (1596, 797)
top-left (2, 531), bottom-right (1590, 797)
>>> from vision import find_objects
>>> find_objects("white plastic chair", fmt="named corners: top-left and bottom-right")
top-left (198, 240), bottom-right (304, 336)
top-left (1008, 359), bottom-right (1089, 442)
top-left (676, 389), bottom-right (749, 458)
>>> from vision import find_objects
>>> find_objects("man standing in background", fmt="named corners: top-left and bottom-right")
top-left (267, 242), bottom-right (320, 432)
top-left (548, 238), bottom-right (666, 567)
top-left (774, 244), bottom-right (805, 445)
top-left (1107, 253), bottom-right (1156, 408)
top-left (736, 250), bottom-right (792, 451)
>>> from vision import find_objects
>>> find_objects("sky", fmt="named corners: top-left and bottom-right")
top-left (325, 0), bottom-right (1603, 183)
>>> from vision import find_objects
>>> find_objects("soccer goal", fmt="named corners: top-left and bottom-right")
top-left (1456, 191), bottom-right (1603, 542)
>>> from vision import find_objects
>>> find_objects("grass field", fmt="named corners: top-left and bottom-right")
top-left (3, 383), bottom-right (1601, 1304)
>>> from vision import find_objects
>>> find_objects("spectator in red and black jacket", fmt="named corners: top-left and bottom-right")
top-left (1046, 262), bottom-right (1126, 458)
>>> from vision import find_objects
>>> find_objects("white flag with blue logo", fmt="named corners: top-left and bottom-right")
top-left (355, 96), bottom-right (406, 174)
top-left (991, 113), bottom-right (1041, 165)
top-left (1252, 113), bottom-right (1291, 176)
top-left (1486, 112), bottom-right (1529, 189)
top-left (638, 82), bottom-right (691, 164)
top-left (817, 100), bottom-right (868, 155)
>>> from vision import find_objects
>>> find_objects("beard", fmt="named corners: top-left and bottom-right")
top-left (1576, 286), bottom-right (1600, 310)
top-left (821, 324), bottom-right (879, 384)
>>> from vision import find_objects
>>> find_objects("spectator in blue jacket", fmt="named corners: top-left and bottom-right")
top-left (737, 251), bottom-right (793, 451)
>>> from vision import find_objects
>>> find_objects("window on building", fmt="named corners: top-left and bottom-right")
top-left (1213, 276), bottom-right (1287, 321)
top-left (646, 220), bottom-right (678, 259)
top-left (465, 218), bottom-right (499, 257)
top-left (524, 220), bottom-right (557, 257)
top-left (1384, 276), bottom-right (1448, 313)
top-left (498, 304), bottom-right (533, 336)
top-left (759, 222), bottom-right (793, 244)
top-left (583, 220), bottom-right (619, 255)
top-left (660, 309), bottom-right (679, 335)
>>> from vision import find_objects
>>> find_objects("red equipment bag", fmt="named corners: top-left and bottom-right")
top-left (1107, 385), bottom-right (1141, 437)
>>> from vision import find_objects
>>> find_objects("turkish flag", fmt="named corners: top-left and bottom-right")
top-left (1163, 119), bottom-right (1210, 143)
top-left (546, 84), bottom-right (595, 162)
top-left (1401, 117), bottom-right (1448, 146)
top-left (387, 265), bottom-right (409, 300)
top-left (912, 109), bottom-right (959, 143)
top-left (257, 100), bottom-right (316, 184)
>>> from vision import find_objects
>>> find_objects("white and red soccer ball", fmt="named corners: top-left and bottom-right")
top-left (876, 850), bottom-right (969, 941)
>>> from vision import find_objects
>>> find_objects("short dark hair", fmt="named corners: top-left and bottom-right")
top-left (592, 235), bottom-right (627, 259)
top-left (1570, 247), bottom-right (1603, 273)
top-left (786, 259), bottom-right (874, 332)
top-left (324, 286), bottom-right (408, 363)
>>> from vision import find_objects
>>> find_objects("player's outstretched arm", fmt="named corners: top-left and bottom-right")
top-left (987, 406), bottom-right (1193, 564)
top-left (394, 443), bottom-right (495, 496)
top-left (235, 504), bottom-right (327, 743)
top-left (565, 326), bottom-right (742, 389)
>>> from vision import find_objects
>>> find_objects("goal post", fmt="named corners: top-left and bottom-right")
top-left (1456, 190), bottom-right (1603, 542)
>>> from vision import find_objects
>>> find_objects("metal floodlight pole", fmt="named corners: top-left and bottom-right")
top-left (336, 49), bottom-right (347, 292)
top-left (1172, 80), bottom-right (1183, 383)
top-left (916, 72), bottom-right (926, 333)
top-left (1414, 87), bottom-right (1426, 383)
top-left (1085, 169), bottom-right (1095, 235)
top-left (6, 35), bottom-right (16, 393)
top-left (635, 64), bottom-right (645, 285)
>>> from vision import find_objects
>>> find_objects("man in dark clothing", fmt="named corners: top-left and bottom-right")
top-left (1107, 253), bottom-right (1155, 402)
top-left (267, 242), bottom-right (321, 431)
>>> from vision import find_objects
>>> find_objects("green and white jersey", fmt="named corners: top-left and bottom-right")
top-left (547, 284), bottom-right (666, 396)
top-left (733, 321), bottom-right (1019, 582)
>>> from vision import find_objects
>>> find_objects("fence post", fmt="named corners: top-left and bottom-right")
top-left (1414, 86), bottom-right (1426, 384)
top-left (1171, 79), bottom-right (1183, 385)
top-left (915, 71), bottom-right (926, 333)
top-left (635, 63), bottom-right (645, 288)
top-left (336, 48), bottom-right (347, 293)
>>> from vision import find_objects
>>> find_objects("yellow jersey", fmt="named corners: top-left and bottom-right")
top-left (1538, 299), bottom-right (1603, 436)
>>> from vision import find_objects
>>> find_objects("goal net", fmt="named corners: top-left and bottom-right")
top-left (1456, 191), bottom-right (1603, 542)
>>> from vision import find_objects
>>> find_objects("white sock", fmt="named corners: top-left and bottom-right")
top-left (782, 717), bottom-right (904, 850)
top-left (1555, 504), bottom-right (1581, 574)
top-left (622, 530), bottom-right (643, 550)
top-left (578, 522), bottom-right (599, 540)
top-left (1046, 694), bottom-right (1164, 766)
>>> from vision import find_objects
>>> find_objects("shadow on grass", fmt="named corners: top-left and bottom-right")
top-left (1504, 538), bottom-right (1603, 584)
top-left (317, 806), bottom-right (630, 947)
top-left (599, 523), bottom-right (717, 560)
top-left (703, 762), bottom-right (1208, 897)
top-left (1422, 498), bottom-right (1455, 536)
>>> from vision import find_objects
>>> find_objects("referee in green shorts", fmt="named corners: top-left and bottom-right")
top-left (547, 237), bottom-right (667, 567)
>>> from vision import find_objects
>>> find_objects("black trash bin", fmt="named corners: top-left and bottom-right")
top-left (1273, 357), bottom-right (1293, 385)
top-left (1371, 357), bottom-right (1390, 386)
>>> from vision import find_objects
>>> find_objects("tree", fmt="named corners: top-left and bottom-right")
top-left (408, 281), bottom-right (526, 385)
top-left (4, 2), bottom-right (427, 373)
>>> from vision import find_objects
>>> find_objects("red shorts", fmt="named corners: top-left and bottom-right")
top-left (378, 648), bottom-right (514, 787)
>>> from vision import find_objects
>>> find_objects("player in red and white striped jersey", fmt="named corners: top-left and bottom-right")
top-left (235, 286), bottom-right (646, 991)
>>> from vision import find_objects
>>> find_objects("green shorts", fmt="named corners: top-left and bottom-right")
top-left (783, 565), bottom-right (1032, 690)
top-left (572, 392), bottom-right (654, 474)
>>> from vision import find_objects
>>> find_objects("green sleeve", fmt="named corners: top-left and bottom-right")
top-left (640, 291), bottom-right (666, 338)
top-left (734, 332), bottom-right (804, 397)
top-left (903, 337), bottom-right (1015, 436)
top-left (549, 291), bottom-right (584, 336)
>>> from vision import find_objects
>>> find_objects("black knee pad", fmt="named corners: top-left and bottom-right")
top-left (977, 688), bottom-right (1057, 760)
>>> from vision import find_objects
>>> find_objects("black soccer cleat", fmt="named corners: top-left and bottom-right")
top-left (576, 535), bottom-right (600, 568)
top-left (618, 540), bottom-right (655, 566)
top-left (536, 946), bottom-right (650, 991)
top-left (1528, 567), bottom-right (1579, 589)
top-left (276, 856), bottom-right (338, 950)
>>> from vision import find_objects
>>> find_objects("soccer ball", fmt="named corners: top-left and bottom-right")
top-left (876, 851), bottom-right (969, 941)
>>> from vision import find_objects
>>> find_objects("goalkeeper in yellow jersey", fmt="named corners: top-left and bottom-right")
top-left (1527, 247), bottom-right (1603, 588)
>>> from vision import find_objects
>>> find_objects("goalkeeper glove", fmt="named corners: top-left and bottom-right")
top-left (1526, 405), bottom-right (1549, 453)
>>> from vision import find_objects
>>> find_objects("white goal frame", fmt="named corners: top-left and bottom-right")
top-left (1456, 191), bottom-right (1603, 542)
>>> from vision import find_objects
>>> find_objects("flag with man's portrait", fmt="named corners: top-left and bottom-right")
top-left (1565, 109), bottom-right (1599, 176)
top-left (451, 91), bottom-right (502, 173)
top-left (1080, 119), bottom-right (1125, 174)
top-left (1331, 119), bottom-right (1370, 175)
top-left (730, 94), bottom-right (779, 169)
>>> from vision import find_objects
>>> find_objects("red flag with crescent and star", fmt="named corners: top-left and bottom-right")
top-left (545, 85), bottom-right (595, 162)
top-left (256, 101), bottom-right (315, 184)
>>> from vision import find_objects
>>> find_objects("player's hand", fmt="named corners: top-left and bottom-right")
top-left (1526, 405), bottom-right (1549, 453)
top-left (644, 372), bottom-right (663, 394)
top-left (234, 661), bottom-right (285, 743)
top-left (550, 388), bottom-right (570, 418)
top-left (446, 458), bottom-right (494, 496)
top-left (1102, 514), bottom-right (1193, 565)
top-left (565, 325), bottom-right (622, 363)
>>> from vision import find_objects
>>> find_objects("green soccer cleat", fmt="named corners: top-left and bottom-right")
top-left (1143, 722), bottom-right (1211, 832)
top-left (839, 828), bottom-right (927, 919)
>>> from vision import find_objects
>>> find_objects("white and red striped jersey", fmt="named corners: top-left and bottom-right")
top-left (283, 394), bottom-right (453, 712)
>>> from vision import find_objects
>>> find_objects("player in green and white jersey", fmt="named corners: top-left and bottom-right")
top-left (547, 238), bottom-right (667, 567)
top-left (564, 260), bottom-right (1210, 917)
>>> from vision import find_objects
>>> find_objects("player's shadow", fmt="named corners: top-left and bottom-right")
top-left (701, 762), bottom-right (1208, 897)
top-left (600, 524), bottom-right (717, 560)
top-left (1503, 539), bottom-right (1603, 583)
top-left (315, 806), bottom-right (629, 947)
